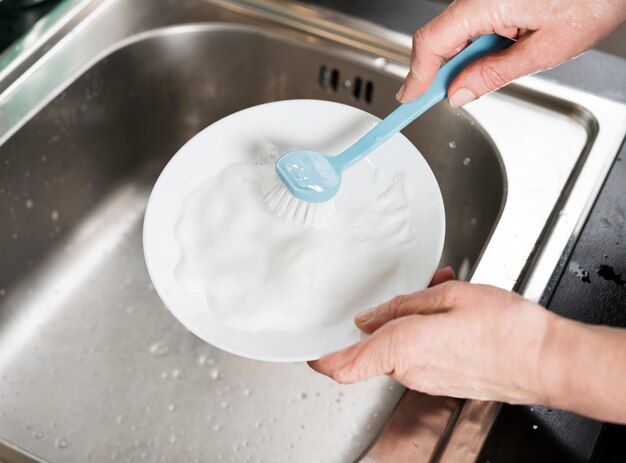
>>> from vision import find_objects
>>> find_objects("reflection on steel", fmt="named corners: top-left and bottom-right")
top-left (360, 391), bottom-right (460, 462)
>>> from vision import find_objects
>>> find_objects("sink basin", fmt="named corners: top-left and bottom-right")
top-left (0, 0), bottom-right (625, 462)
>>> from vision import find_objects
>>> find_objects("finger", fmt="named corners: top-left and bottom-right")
top-left (442, 40), bottom-right (471, 61)
top-left (432, 26), bottom-right (520, 76)
top-left (448, 30), bottom-right (556, 107)
top-left (309, 317), bottom-right (409, 384)
top-left (429, 266), bottom-right (456, 287)
top-left (397, 29), bottom-right (464, 102)
top-left (355, 281), bottom-right (463, 334)
top-left (396, 2), bottom-right (498, 102)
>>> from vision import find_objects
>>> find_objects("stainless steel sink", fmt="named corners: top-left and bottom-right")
top-left (1, 1), bottom-right (625, 462)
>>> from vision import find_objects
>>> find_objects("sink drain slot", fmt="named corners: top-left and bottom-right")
top-left (317, 64), bottom-right (374, 104)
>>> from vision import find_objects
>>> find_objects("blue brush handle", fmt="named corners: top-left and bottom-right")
top-left (330, 34), bottom-right (513, 171)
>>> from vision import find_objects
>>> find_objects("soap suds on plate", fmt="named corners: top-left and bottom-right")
top-left (174, 158), bottom-right (420, 332)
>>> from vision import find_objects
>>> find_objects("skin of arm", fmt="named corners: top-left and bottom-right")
top-left (541, 315), bottom-right (626, 423)
top-left (396, 0), bottom-right (626, 107)
top-left (309, 268), bottom-right (626, 424)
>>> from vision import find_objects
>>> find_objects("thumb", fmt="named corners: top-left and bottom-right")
top-left (448, 31), bottom-right (553, 107)
top-left (308, 317), bottom-right (409, 384)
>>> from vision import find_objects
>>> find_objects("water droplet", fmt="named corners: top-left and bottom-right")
top-left (373, 57), bottom-right (387, 68)
top-left (448, 141), bottom-right (456, 149)
top-left (167, 404), bottom-right (175, 412)
top-left (115, 415), bottom-right (123, 424)
top-left (34, 430), bottom-right (44, 439)
top-left (46, 134), bottom-right (60, 146)
top-left (462, 157), bottom-right (471, 166)
top-left (0, 289), bottom-right (5, 296)
top-left (169, 435), bottom-right (177, 443)
top-left (220, 401), bottom-right (228, 409)
top-left (51, 210), bottom-right (60, 221)
top-left (55, 438), bottom-right (69, 449)
top-left (243, 388), bottom-right (251, 396)
top-left (300, 392), bottom-right (308, 399)
top-left (25, 199), bottom-right (34, 209)
top-left (12, 232), bottom-right (18, 240)
top-left (149, 342), bottom-right (169, 357)
top-left (568, 261), bottom-right (590, 283)
top-left (374, 135), bottom-right (384, 143)
top-left (596, 264), bottom-right (625, 286)
top-left (172, 369), bottom-right (182, 379)
top-left (210, 368), bottom-right (220, 380)
top-left (532, 424), bottom-right (538, 430)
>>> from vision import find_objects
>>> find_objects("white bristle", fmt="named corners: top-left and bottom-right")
top-left (262, 176), bottom-right (336, 229)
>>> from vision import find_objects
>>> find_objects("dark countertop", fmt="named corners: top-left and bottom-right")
top-left (302, 1), bottom-right (626, 461)
top-left (2, 0), bottom-right (625, 460)
top-left (0, 1), bottom-right (60, 52)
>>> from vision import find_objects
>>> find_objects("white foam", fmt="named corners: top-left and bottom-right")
top-left (174, 161), bottom-right (418, 332)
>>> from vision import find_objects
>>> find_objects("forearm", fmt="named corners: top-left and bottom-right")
top-left (540, 314), bottom-right (626, 423)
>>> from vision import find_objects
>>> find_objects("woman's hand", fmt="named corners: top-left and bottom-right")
top-left (397, 0), bottom-right (626, 106)
top-left (310, 268), bottom-right (626, 423)
top-left (310, 269), bottom-right (555, 404)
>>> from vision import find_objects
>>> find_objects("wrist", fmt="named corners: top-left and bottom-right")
top-left (534, 311), bottom-right (569, 407)
top-left (515, 305), bottom-right (565, 406)
top-left (503, 301), bottom-right (560, 405)
top-left (535, 312), bottom-right (595, 412)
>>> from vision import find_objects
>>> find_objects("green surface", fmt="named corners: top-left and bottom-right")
top-left (0, 0), bottom-right (74, 72)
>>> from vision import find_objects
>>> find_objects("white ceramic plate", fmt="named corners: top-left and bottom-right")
top-left (143, 100), bottom-right (445, 362)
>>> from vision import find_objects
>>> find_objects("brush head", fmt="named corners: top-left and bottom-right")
top-left (262, 174), bottom-right (336, 229)
top-left (275, 150), bottom-right (341, 203)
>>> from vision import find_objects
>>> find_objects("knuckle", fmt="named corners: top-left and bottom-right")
top-left (388, 294), bottom-right (408, 317)
top-left (437, 281), bottom-right (466, 307)
top-left (412, 28), bottom-right (427, 48)
top-left (478, 62), bottom-right (508, 91)
top-left (332, 369), bottom-right (352, 385)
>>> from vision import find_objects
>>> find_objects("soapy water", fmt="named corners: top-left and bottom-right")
top-left (174, 158), bottom-right (420, 332)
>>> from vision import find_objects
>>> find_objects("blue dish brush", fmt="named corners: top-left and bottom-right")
top-left (264, 34), bottom-right (513, 226)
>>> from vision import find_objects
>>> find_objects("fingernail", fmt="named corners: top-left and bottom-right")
top-left (449, 88), bottom-right (476, 107)
top-left (355, 308), bottom-right (375, 324)
top-left (395, 85), bottom-right (405, 101)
